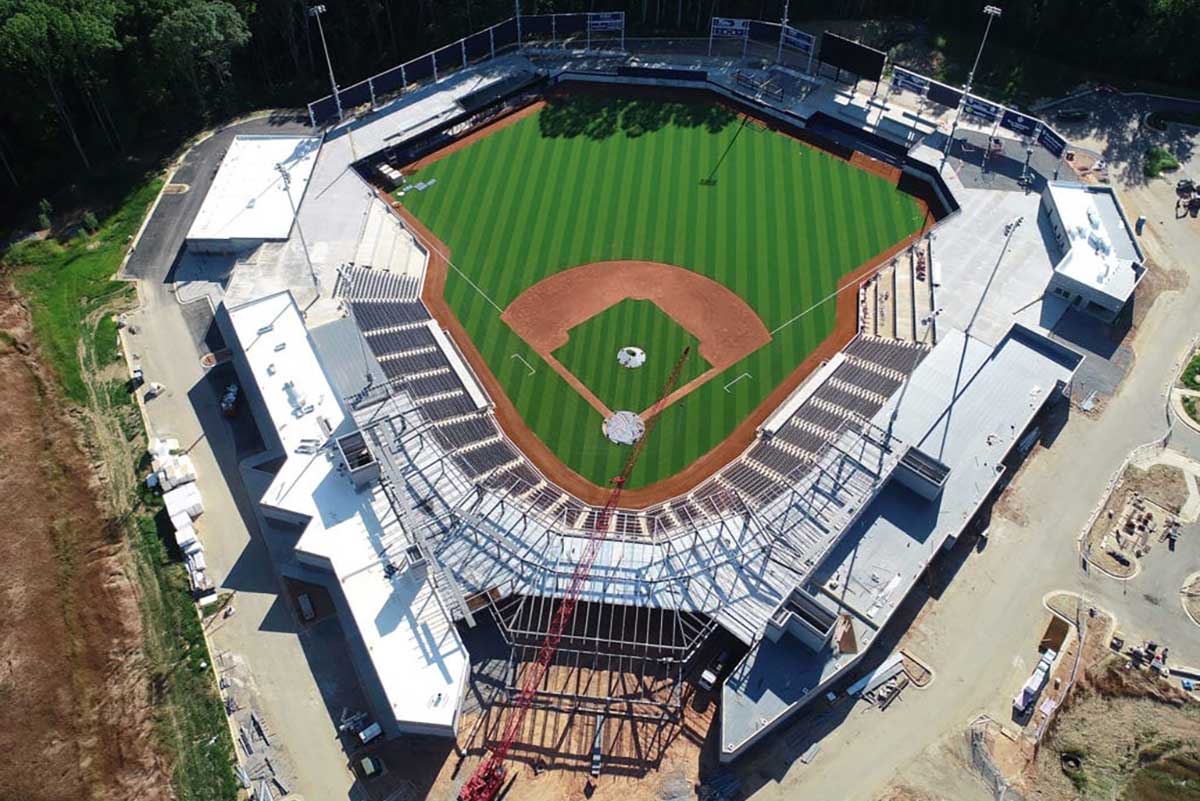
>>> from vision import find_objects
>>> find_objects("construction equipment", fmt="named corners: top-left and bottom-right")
top-left (457, 347), bottom-right (691, 801)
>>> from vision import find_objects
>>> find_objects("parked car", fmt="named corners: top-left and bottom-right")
top-left (297, 592), bottom-right (316, 622)
top-left (357, 721), bottom-right (383, 745)
top-left (358, 755), bottom-right (384, 779)
top-left (697, 650), bottom-right (731, 691)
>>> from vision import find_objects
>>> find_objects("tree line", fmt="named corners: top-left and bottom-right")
top-left (1, 0), bottom-right (1198, 222)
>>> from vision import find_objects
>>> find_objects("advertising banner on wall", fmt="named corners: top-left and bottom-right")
top-left (891, 67), bottom-right (929, 96)
top-left (711, 17), bottom-right (751, 37)
top-left (1000, 108), bottom-right (1040, 138)
top-left (588, 12), bottom-right (624, 32)
top-left (963, 95), bottom-right (1001, 123)
top-left (781, 25), bottom-right (815, 54)
top-left (1039, 125), bottom-right (1068, 158)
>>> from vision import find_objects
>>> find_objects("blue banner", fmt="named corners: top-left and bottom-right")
top-left (891, 68), bottom-right (929, 96)
top-left (963, 95), bottom-right (1001, 123)
top-left (588, 12), bottom-right (624, 32)
top-left (1000, 108), bottom-right (1039, 137)
top-left (711, 17), bottom-right (750, 38)
top-left (1039, 125), bottom-right (1067, 158)
top-left (781, 25), bottom-right (815, 54)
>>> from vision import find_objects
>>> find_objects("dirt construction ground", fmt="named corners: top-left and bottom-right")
top-left (1012, 656), bottom-right (1200, 800)
top-left (0, 286), bottom-right (169, 801)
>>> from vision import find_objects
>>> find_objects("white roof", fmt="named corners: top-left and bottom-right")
top-left (1046, 181), bottom-right (1142, 301)
top-left (187, 135), bottom-right (321, 243)
top-left (226, 291), bottom-right (468, 733)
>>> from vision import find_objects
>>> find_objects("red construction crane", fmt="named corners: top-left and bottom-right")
top-left (458, 347), bottom-right (692, 801)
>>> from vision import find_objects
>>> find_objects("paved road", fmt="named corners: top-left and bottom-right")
top-left (120, 113), bottom-right (360, 801)
top-left (123, 113), bottom-right (308, 344)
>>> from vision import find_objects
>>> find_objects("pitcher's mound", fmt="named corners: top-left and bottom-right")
top-left (618, 346), bottom-right (646, 368)
top-left (604, 411), bottom-right (645, 445)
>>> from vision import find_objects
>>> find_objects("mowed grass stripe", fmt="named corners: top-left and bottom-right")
top-left (399, 97), bottom-right (925, 487)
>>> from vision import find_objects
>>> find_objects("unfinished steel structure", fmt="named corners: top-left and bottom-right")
top-left (340, 268), bottom-right (923, 732)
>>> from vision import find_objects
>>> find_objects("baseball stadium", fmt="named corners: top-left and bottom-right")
top-left (190, 11), bottom-right (1144, 798)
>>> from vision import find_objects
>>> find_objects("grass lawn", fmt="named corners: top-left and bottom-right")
top-left (553, 299), bottom-right (710, 412)
top-left (401, 94), bottom-right (926, 487)
top-left (1183, 352), bottom-right (1200, 391)
top-left (1, 180), bottom-right (161, 404)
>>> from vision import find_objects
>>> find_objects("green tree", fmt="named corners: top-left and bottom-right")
top-left (151, 0), bottom-right (251, 114)
top-left (0, 0), bottom-right (122, 171)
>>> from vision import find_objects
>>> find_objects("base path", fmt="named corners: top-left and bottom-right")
top-left (394, 180), bottom-right (928, 506)
top-left (502, 259), bottom-right (771, 419)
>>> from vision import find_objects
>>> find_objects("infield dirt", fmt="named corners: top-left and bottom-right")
top-left (396, 188), bottom-right (927, 506)
top-left (387, 91), bottom-right (930, 505)
top-left (502, 259), bottom-right (771, 419)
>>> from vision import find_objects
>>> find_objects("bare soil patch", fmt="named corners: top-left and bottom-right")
top-left (0, 286), bottom-right (169, 801)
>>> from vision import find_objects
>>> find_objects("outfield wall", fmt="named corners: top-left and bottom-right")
top-left (309, 13), bottom-right (1074, 185)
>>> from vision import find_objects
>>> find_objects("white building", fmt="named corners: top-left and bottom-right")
top-left (219, 290), bottom-right (469, 738)
top-left (186, 135), bottom-right (321, 254)
top-left (1041, 181), bottom-right (1145, 323)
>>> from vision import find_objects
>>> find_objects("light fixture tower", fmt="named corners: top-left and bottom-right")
top-left (776, 0), bottom-right (790, 63)
top-left (309, 4), bottom-right (342, 122)
top-left (941, 5), bottom-right (1002, 169)
top-left (276, 162), bottom-right (319, 291)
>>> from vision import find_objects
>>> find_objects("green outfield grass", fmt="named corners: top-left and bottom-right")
top-left (553, 299), bottom-right (711, 412)
top-left (400, 94), bottom-right (926, 488)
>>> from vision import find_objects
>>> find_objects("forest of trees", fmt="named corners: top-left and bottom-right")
top-left (1, 0), bottom-right (1199, 221)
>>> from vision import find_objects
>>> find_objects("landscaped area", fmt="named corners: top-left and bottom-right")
top-left (1182, 350), bottom-right (1200, 391)
top-left (1144, 146), bottom-right (1181, 178)
top-left (399, 93), bottom-right (927, 487)
top-left (1147, 109), bottom-right (1200, 132)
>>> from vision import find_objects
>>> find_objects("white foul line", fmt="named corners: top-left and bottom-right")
top-left (724, 372), bottom-right (752, 392)
top-left (511, 353), bottom-right (536, 375)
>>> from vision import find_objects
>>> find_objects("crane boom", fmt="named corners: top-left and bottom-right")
top-left (458, 347), bottom-right (692, 801)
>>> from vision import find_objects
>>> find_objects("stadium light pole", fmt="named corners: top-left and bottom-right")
top-left (941, 4), bottom-right (1002, 170)
top-left (276, 162), bottom-right (319, 292)
top-left (776, 0), bottom-right (790, 63)
top-left (309, 4), bottom-right (342, 122)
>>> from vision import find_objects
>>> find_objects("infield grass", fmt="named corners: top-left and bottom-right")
top-left (400, 93), bottom-right (926, 488)
top-left (553, 299), bottom-right (711, 413)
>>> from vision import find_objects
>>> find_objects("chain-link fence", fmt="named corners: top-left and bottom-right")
top-left (967, 720), bottom-right (1028, 801)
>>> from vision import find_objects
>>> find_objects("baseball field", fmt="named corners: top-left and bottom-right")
top-left (399, 91), bottom-right (927, 491)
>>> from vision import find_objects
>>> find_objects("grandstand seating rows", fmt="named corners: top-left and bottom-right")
top-left (341, 271), bottom-right (929, 550)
